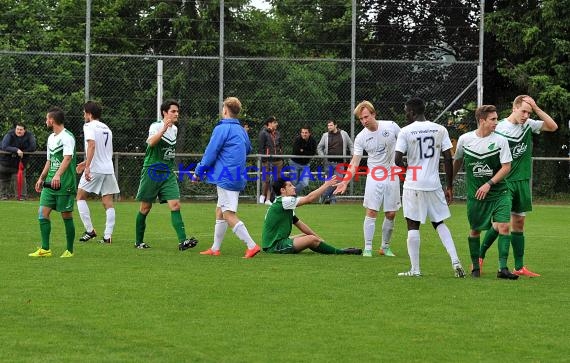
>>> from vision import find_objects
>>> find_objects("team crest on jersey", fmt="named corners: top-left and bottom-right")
top-left (512, 143), bottom-right (527, 159)
top-left (50, 158), bottom-right (62, 170)
top-left (382, 130), bottom-right (390, 137)
top-left (487, 142), bottom-right (495, 150)
top-left (163, 147), bottom-right (175, 160)
top-left (471, 162), bottom-right (493, 178)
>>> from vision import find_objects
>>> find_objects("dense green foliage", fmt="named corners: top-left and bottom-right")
top-left (0, 1), bottom-right (567, 193)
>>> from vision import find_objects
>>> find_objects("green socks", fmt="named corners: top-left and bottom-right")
top-left (136, 212), bottom-right (147, 244)
top-left (311, 241), bottom-right (341, 255)
top-left (136, 210), bottom-right (187, 244)
top-left (39, 218), bottom-right (51, 250)
top-left (511, 231), bottom-right (525, 270)
top-left (63, 218), bottom-right (75, 253)
top-left (498, 234), bottom-right (512, 269)
top-left (38, 218), bottom-right (74, 252)
top-left (480, 227), bottom-right (498, 259)
top-left (480, 229), bottom-right (522, 269)
top-left (468, 236), bottom-right (481, 269)
top-left (171, 210), bottom-right (186, 242)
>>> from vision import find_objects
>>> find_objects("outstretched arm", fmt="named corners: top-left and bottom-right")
top-left (297, 176), bottom-right (338, 206)
top-left (333, 154), bottom-right (362, 194)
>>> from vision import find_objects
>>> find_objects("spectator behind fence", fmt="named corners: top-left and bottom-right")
top-left (0, 122), bottom-right (37, 200)
top-left (258, 116), bottom-right (283, 205)
top-left (317, 120), bottom-right (353, 204)
top-left (289, 125), bottom-right (317, 195)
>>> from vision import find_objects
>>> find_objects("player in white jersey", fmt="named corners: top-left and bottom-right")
top-left (76, 101), bottom-right (120, 244)
top-left (334, 100), bottom-right (401, 257)
top-left (394, 97), bottom-right (465, 277)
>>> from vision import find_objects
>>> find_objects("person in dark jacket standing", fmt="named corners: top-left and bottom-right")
top-left (258, 116), bottom-right (283, 205)
top-left (194, 97), bottom-right (261, 258)
top-left (289, 125), bottom-right (317, 195)
top-left (0, 122), bottom-right (37, 200)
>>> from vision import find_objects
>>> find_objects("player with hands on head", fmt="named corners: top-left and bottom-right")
top-left (478, 95), bottom-right (558, 277)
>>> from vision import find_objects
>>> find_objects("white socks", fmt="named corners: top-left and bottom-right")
top-left (78, 201), bottom-right (115, 239)
top-left (212, 219), bottom-right (228, 251)
top-left (381, 218), bottom-right (394, 249)
top-left (104, 208), bottom-right (115, 240)
top-left (77, 200), bottom-right (93, 233)
top-left (436, 223), bottom-right (460, 264)
top-left (363, 216), bottom-right (376, 251)
top-left (407, 229), bottom-right (421, 273)
top-left (232, 221), bottom-right (257, 249)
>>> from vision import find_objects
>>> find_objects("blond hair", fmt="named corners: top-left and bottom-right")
top-left (354, 101), bottom-right (376, 118)
top-left (512, 95), bottom-right (531, 108)
top-left (223, 97), bottom-right (242, 118)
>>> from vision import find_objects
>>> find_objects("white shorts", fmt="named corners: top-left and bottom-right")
top-left (363, 177), bottom-right (401, 212)
top-left (402, 188), bottom-right (450, 224)
top-left (217, 186), bottom-right (239, 213)
top-left (78, 172), bottom-right (120, 196)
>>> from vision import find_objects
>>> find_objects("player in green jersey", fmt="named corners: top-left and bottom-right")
top-left (134, 99), bottom-right (198, 251)
top-left (261, 176), bottom-right (361, 255)
top-left (479, 95), bottom-right (558, 277)
top-left (29, 107), bottom-right (77, 258)
top-left (453, 105), bottom-right (518, 279)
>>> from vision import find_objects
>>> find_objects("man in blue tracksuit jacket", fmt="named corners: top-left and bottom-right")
top-left (193, 97), bottom-right (261, 258)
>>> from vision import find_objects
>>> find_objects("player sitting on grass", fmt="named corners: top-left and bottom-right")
top-left (261, 176), bottom-right (362, 255)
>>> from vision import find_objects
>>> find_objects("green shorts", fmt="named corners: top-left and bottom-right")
top-left (136, 167), bottom-right (180, 203)
top-left (263, 238), bottom-right (296, 254)
top-left (467, 195), bottom-right (512, 231)
top-left (39, 188), bottom-right (75, 212)
top-left (507, 179), bottom-right (532, 213)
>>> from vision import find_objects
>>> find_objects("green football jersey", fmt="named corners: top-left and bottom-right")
top-left (142, 121), bottom-right (178, 170)
top-left (261, 196), bottom-right (299, 249)
top-left (494, 118), bottom-right (543, 181)
top-left (46, 128), bottom-right (77, 194)
top-left (454, 131), bottom-right (512, 201)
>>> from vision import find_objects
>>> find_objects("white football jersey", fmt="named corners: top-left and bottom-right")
top-left (353, 121), bottom-right (400, 177)
top-left (395, 121), bottom-right (452, 191)
top-left (83, 120), bottom-right (115, 174)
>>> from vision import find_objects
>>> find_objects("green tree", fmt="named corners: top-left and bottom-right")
top-left (484, 0), bottom-right (570, 194)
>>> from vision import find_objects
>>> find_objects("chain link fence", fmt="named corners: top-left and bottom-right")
top-left (2, 51), bottom-right (568, 201)
top-left (0, 51), bottom-right (479, 151)
top-left (4, 149), bottom-right (568, 202)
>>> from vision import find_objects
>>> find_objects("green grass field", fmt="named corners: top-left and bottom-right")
top-left (1, 200), bottom-right (568, 362)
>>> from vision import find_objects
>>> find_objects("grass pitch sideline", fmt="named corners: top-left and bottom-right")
top-left (1, 201), bottom-right (568, 362)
